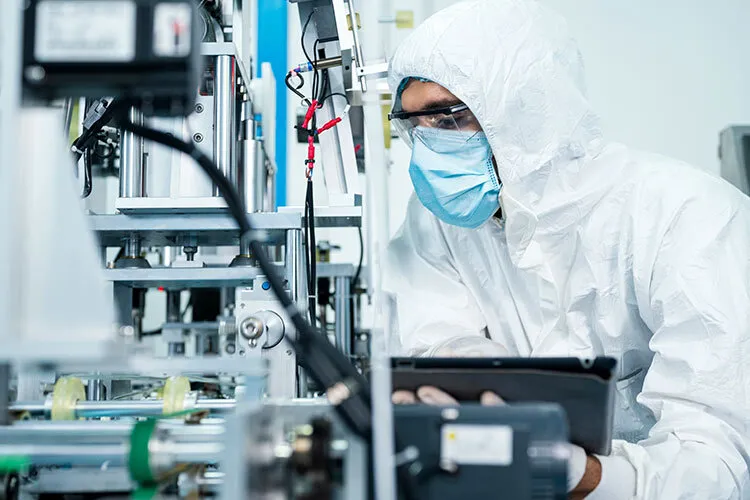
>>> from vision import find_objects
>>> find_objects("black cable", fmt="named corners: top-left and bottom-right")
top-left (321, 70), bottom-right (331, 101)
top-left (353, 226), bottom-right (364, 289)
top-left (300, 10), bottom-right (316, 70)
top-left (302, 199), bottom-right (313, 321)
top-left (285, 71), bottom-right (310, 105)
top-left (312, 39), bottom-right (321, 101)
top-left (305, 178), bottom-right (317, 325)
top-left (319, 92), bottom-right (350, 106)
top-left (298, 12), bottom-right (323, 331)
top-left (81, 148), bottom-right (93, 198)
top-left (300, 10), bottom-right (326, 104)
top-left (71, 98), bottom-right (117, 163)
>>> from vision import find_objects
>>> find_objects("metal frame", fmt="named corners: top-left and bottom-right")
top-left (0, 0), bottom-right (24, 352)
top-left (293, 0), bottom-right (363, 208)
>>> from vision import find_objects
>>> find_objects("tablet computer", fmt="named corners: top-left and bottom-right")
top-left (391, 356), bottom-right (617, 454)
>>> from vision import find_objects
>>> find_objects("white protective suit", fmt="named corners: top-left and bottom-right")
top-left (384, 0), bottom-right (750, 498)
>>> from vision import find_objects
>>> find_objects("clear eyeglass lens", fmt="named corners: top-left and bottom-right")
top-left (392, 107), bottom-right (482, 148)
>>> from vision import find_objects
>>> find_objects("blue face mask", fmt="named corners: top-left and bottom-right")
top-left (409, 128), bottom-right (501, 229)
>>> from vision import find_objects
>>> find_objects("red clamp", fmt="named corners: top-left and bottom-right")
top-left (301, 100), bottom-right (345, 179)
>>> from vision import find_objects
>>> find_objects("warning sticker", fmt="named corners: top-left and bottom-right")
top-left (35, 1), bottom-right (136, 62)
top-left (153, 3), bottom-right (192, 57)
top-left (441, 424), bottom-right (514, 466)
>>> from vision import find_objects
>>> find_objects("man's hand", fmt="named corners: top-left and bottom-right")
top-left (391, 386), bottom-right (602, 498)
top-left (392, 386), bottom-right (503, 405)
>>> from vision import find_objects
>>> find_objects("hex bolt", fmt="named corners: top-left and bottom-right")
top-left (240, 317), bottom-right (264, 340)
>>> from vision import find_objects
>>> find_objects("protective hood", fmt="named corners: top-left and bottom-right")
top-left (389, 0), bottom-right (615, 262)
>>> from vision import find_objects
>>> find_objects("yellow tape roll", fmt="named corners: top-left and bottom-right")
top-left (162, 376), bottom-right (191, 415)
top-left (51, 377), bottom-right (85, 420)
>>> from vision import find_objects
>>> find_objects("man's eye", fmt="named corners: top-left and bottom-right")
top-left (435, 116), bottom-right (455, 129)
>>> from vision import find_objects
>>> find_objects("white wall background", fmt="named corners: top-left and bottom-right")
top-left (284, 0), bottom-right (750, 269)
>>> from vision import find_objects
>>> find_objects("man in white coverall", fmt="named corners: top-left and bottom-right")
top-left (383, 0), bottom-right (750, 498)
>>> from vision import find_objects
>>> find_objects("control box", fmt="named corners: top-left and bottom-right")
top-left (22, 0), bottom-right (201, 116)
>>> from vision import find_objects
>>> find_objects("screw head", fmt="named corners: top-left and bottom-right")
top-left (119, 325), bottom-right (135, 338)
top-left (240, 317), bottom-right (263, 340)
top-left (239, 349), bottom-right (246, 356)
top-left (225, 343), bottom-right (236, 355)
top-left (24, 65), bottom-right (46, 82)
top-left (193, 133), bottom-right (204, 143)
top-left (195, 103), bottom-right (204, 114)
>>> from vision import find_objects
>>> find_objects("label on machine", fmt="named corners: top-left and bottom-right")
top-left (153, 3), bottom-right (192, 57)
top-left (35, 0), bottom-right (136, 62)
top-left (441, 424), bottom-right (514, 466)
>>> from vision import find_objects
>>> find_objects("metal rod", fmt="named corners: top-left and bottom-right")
top-left (0, 423), bottom-right (224, 466)
top-left (10, 399), bottom-right (237, 417)
top-left (167, 290), bottom-right (185, 356)
top-left (213, 55), bottom-right (237, 195)
top-left (0, 442), bottom-right (219, 468)
top-left (334, 276), bottom-right (352, 357)
top-left (285, 229), bottom-right (302, 306)
top-left (241, 104), bottom-right (262, 214)
top-left (360, 0), bottom-right (396, 495)
top-left (252, 120), bottom-right (266, 212)
top-left (62, 98), bottom-right (74, 136)
top-left (0, 444), bottom-right (127, 466)
top-left (86, 379), bottom-right (103, 401)
top-left (286, 229), bottom-right (308, 396)
top-left (119, 108), bottom-right (144, 198)
top-left (345, 0), bottom-right (367, 92)
top-left (313, 55), bottom-right (343, 71)
top-left (119, 106), bottom-right (145, 270)
top-left (123, 234), bottom-right (141, 258)
top-left (2, 420), bottom-right (224, 441)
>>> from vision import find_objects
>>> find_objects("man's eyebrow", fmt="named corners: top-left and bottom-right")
top-left (405, 97), bottom-right (464, 112)
top-left (422, 97), bottom-right (463, 110)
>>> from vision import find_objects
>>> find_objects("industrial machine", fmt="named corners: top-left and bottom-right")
top-left (0, 0), bottom-right (571, 498)
top-left (720, 125), bottom-right (750, 195)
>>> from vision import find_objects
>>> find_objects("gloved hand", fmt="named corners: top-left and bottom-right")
top-left (392, 386), bottom-right (588, 493)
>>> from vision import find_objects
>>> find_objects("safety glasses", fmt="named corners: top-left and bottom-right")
top-left (388, 102), bottom-right (483, 149)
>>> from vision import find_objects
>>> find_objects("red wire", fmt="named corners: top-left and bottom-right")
top-left (301, 100), bottom-right (345, 176)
